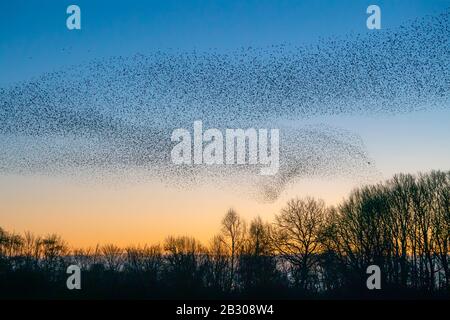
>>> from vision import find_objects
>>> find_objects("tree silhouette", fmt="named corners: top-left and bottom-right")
top-left (0, 170), bottom-right (449, 299)
top-left (272, 198), bottom-right (326, 291)
top-left (220, 209), bottom-right (246, 291)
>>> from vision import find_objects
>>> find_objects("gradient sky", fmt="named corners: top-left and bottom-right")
top-left (1, 0), bottom-right (449, 247)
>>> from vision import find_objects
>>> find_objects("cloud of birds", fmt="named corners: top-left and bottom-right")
top-left (0, 10), bottom-right (448, 201)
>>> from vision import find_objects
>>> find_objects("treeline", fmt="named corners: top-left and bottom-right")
top-left (0, 171), bottom-right (448, 299)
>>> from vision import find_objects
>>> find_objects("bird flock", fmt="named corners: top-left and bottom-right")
top-left (0, 10), bottom-right (448, 201)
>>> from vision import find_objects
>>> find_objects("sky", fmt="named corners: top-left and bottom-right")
top-left (0, 0), bottom-right (449, 247)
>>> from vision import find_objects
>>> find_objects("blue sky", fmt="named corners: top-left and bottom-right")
top-left (1, 0), bottom-right (449, 180)
top-left (0, 0), bottom-right (450, 184)
top-left (1, 0), bottom-right (449, 85)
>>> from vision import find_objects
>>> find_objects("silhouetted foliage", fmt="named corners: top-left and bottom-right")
top-left (0, 171), bottom-right (448, 299)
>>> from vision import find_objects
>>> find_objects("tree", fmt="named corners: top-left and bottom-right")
top-left (329, 185), bottom-right (391, 290)
top-left (239, 217), bottom-right (281, 294)
top-left (41, 234), bottom-right (67, 276)
top-left (272, 197), bottom-right (326, 290)
top-left (206, 235), bottom-right (229, 293)
top-left (384, 174), bottom-right (415, 287)
top-left (101, 244), bottom-right (123, 271)
top-left (220, 209), bottom-right (246, 291)
top-left (427, 171), bottom-right (450, 289)
top-left (164, 236), bottom-right (207, 294)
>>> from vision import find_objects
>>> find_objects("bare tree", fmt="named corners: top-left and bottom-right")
top-left (239, 217), bottom-right (280, 292)
top-left (41, 234), bottom-right (67, 274)
top-left (101, 244), bottom-right (123, 271)
top-left (125, 244), bottom-right (162, 275)
top-left (164, 236), bottom-right (207, 291)
top-left (220, 209), bottom-right (246, 290)
top-left (206, 235), bottom-right (229, 292)
top-left (384, 174), bottom-right (415, 287)
top-left (245, 216), bottom-right (272, 256)
top-left (427, 171), bottom-right (450, 289)
top-left (23, 232), bottom-right (42, 261)
top-left (272, 197), bottom-right (326, 290)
